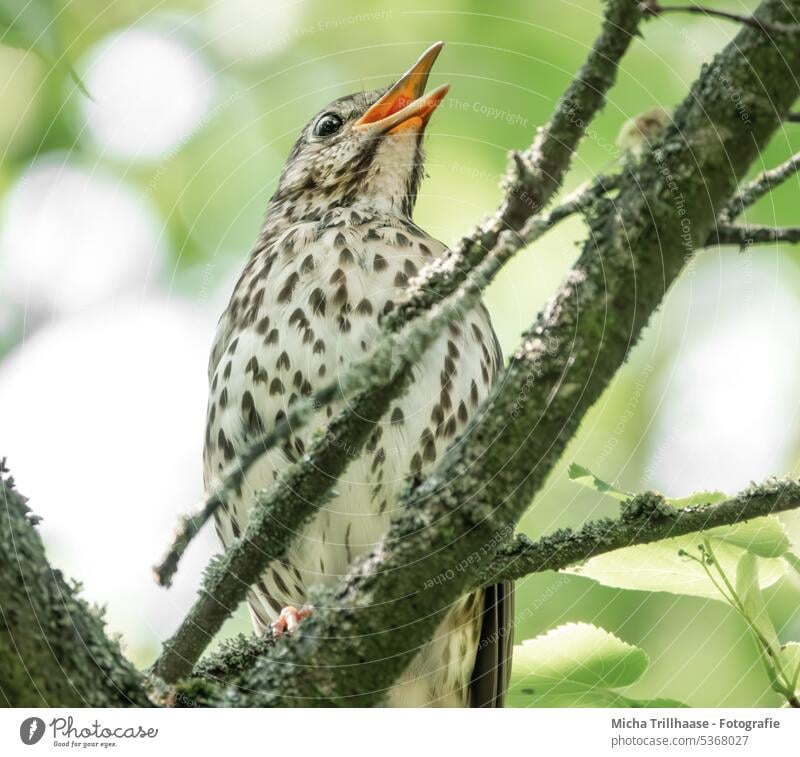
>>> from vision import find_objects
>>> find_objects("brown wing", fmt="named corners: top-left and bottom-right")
top-left (467, 310), bottom-right (513, 707)
top-left (468, 581), bottom-right (514, 707)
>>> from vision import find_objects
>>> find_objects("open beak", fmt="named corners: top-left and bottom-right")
top-left (354, 42), bottom-right (449, 135)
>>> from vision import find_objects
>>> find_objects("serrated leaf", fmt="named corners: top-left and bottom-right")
top-left (568, 463), bottom-right (727, 509)
top-left (710, 518), bottom-right (791, 558)
top-left (566, 537), bottom-right (785, 600)
top-left (510, 622), bottom-right (648, 691)
top-left (568, 463), bottom-right (631, 501)
top-left (780, 642), bottom-right (800, 693)
top-left (507, 623), bottom-right (686, 709)
top-left (736, 552), bottom-right (780, 656)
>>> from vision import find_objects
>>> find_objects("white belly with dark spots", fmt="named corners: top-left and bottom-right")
top-left (204, 209), bottom-right (499, 706)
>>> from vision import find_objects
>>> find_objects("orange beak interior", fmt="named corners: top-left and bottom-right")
top-left (354, 42), bottom-right (449, 135)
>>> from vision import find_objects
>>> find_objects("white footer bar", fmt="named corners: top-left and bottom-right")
top-left (0, 708), bottom-right (794, 756)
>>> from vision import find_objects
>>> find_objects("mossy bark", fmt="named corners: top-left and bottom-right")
top-left (0, 476), bottom-right (151, 706)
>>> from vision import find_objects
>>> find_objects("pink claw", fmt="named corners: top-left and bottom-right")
top-left (271, 605), bottom-right (313, 637)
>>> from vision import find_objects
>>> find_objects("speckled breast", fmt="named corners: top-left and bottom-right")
top-left (203, 206), bottom-right (500, 705)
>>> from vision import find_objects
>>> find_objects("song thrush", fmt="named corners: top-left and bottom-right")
top-left (204, 42), bottom-right (513, 707)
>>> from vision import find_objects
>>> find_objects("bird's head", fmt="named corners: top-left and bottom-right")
top-left (270, 42), bottom-right (449, 220)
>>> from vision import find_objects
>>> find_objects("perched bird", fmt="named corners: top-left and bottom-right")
top-left (204, 42), bottom-right (513, 707)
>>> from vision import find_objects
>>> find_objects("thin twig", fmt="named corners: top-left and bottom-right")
top-left (480, 478), bottom-right (800, 584)
top-left (707, 224), bottom-right (800, 247)
top-left (639, 1), bottom-right (800, 34)
top-left (721, 152), bottom-right (800, 222)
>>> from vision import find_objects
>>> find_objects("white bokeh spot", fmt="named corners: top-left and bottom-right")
top-left (0, 158), bottom-right (166, 315)
top-left (205, 0), bottom-right (305, 60)
top-left (82, 28), bottom-right (213, 160)
top-left (648, 258), bottom-right (800, 494)
top-left (0, 298), bottom-right (216, 652)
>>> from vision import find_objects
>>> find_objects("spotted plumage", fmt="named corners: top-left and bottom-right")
top-left (203, 42), bottom-right (512, 707)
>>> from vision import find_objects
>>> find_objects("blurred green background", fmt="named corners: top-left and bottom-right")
top-left (1, 0), bottom-right (798, 706)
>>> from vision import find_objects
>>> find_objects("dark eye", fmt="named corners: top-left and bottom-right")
top-left (314, 113), bottom-right (343, 137)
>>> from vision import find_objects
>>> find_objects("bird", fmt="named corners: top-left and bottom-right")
top-left (203, 42), bottom-right (513, 707)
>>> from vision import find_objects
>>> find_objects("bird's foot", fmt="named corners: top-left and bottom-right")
top-left (271, 605), bottom-right (313, 637)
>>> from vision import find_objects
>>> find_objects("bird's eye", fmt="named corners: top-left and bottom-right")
top-left (314, 113), bottom-right (343, 137)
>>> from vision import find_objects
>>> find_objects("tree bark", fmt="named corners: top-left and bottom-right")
top-left (0, 475), bottom-right (150, 706)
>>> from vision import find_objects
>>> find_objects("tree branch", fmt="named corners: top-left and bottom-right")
top-left (639, 0), bottom-right (800, 34)
top-left (722, 151), bottom-right (800, 222)
top-left (0, 467), bottom-right (151, 706)
top-left (707, 224), bottom-right (800, 247)
top-left (482, 478), bottom-right (800, 584)
top-left (176, 477), bottom-right (800, 688)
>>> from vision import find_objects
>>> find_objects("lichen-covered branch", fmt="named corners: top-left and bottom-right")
top-left (177, 477), bottom-right (800, 687)
top-left (639, 0), bottom-right (800, 34)
top-left (168, 0), bottom-right (800, 707)
top-left (708, 224), bottom-right (800, 247)
top-left (0, 468), bottom-right (151, 706)
top-left (722, 151), bottom-right (800, 221)
top-left (481, 478), bottom-right (800, 584)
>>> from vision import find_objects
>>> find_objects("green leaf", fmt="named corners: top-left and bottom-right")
top-left (780, 642), bottom-right (800, 693)
top-left (508, 622), bottom-right (646, 706)
top-left (620, 697), bottom-right (690, 708)
top-left (783, 552), bottom-right (800, 577)
top-left (668, 490), bottom-right (728, 508)
top-left (0, 0), bottom-right (89, 96)
top-left (508, 623), bottom-right (688, 708)
top-left (568, 462), bottom-right (727, 508)
top-left (566, 536), bottom-right (786, 600)
top-left (568, 463), bottom-right (632, 501)
top-left (710, 518), bottom-right (791, 558)
top-left (735, 552), bottom-right (780, 656)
